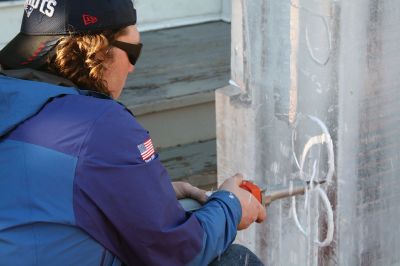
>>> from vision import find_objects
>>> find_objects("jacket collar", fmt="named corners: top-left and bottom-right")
top-left (0, 66), bottom-right (76, 88)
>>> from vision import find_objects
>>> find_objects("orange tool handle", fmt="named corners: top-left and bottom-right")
top-left (239, 180), bottom-right (263, 204)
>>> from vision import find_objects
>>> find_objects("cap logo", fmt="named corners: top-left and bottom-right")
top-left (24, 0), bottom-right (57, 18)
top-left (25, 4), bottom-right (34, 18)
top-left (82, 14), bottom-right (98, 26)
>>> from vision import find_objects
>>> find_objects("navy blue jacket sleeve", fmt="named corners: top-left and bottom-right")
top-left (189, 191), bottom-right (242, 266)
top-left (73, 102), bottom-right (241, 266)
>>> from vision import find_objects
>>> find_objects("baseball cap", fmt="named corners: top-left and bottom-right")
top-left (0, 0), bottom-right (137, 69)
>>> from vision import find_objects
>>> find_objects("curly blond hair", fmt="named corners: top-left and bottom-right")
top-left (46, 29), bottom-right (124, 96)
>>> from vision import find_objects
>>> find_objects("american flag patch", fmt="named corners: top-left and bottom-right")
top-left (137, 138), bottom-right (155, 162)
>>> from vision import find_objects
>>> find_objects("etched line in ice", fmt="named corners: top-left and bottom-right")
top-left (305, 16), bottom-right (332, 66)
top-left (292, 195), bottom-right (308, 236)
top-left (289, 115), bottom-right (335, 247)
top-left (308, 115), bottom-right (335, 184)
top-left (314, 187), bottom-right (334, 247)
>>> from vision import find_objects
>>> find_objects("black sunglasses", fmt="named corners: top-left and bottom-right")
top-left (111, 40), bottom-right (143, 65)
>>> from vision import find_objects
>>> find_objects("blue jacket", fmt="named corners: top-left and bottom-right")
top-left (0, 74), bottom-right (241, 266)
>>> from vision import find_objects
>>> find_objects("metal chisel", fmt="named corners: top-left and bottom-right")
top-left (179, 179), bottom-right (325, 211)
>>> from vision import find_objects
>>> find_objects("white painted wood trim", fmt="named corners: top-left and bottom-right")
top-left (221, 0), bottom-right (231, 22)
top-left (136, 0), bottom-right (230, 31)
top-left (0, 1), bottom-right (24, 8)
top-left (0, 1), bottom-right (24, 49)
top-left (138, 14), bottom-right (222, 32)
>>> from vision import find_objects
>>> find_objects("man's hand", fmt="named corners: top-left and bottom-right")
top-left (219, 174), bottom-right (267, 230)
top-left (172, 182), bottom-right (208, 204)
